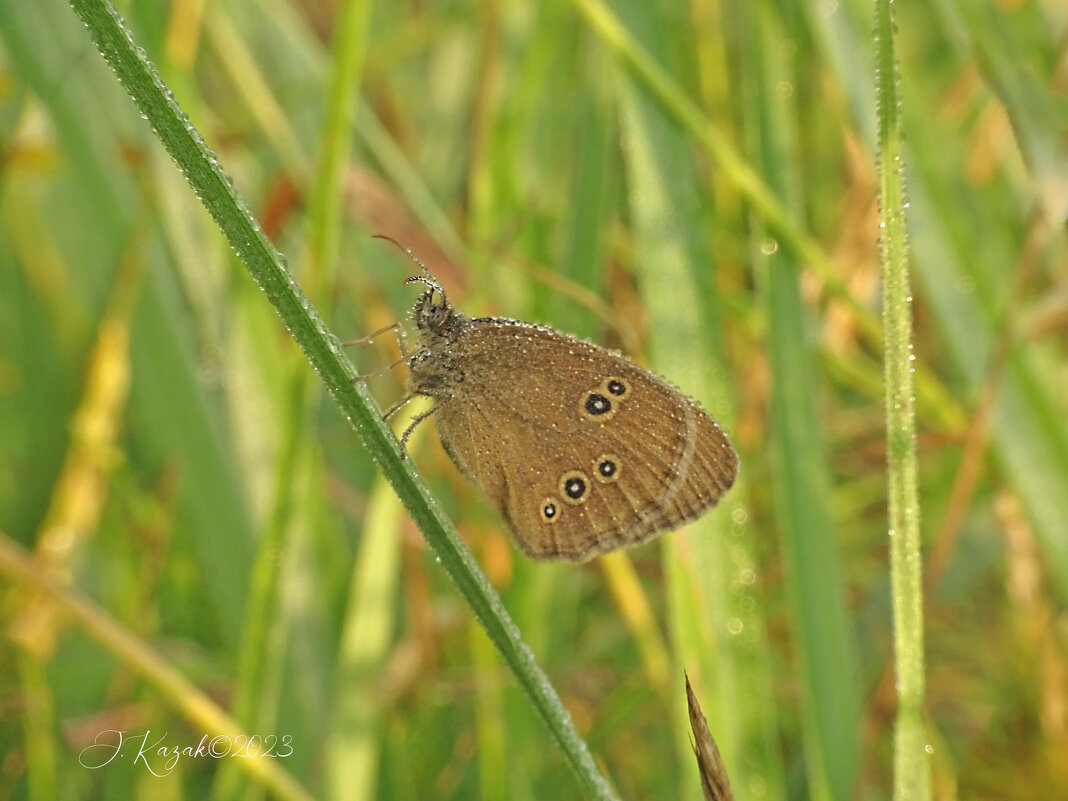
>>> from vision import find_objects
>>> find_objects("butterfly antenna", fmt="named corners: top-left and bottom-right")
top-left (372, 234), bottom-right (440, 286)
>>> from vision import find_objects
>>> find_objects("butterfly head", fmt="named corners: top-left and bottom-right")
top-left (406, 274), bottom-right (457, 335)
top-left (372, 234), bottom-right (465, 338)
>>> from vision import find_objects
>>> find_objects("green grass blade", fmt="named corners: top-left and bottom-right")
top-left (745, 4), bottom-right (860, 799)
top-left (874, 1), bottom-right (931, 799)
top-left (326, 478), bottom-right (402, 801)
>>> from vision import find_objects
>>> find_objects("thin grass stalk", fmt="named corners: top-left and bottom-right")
top-left (874, 1), bottom-right (930, 798)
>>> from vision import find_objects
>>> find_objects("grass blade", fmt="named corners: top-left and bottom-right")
top-left (874, 1), bottom-right (931, 798)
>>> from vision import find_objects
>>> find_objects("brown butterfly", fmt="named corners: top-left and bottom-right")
top-left (360, 241), bottom-right (738, 562)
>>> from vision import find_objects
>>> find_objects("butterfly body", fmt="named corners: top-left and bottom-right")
top-left (403, 276), bottom-right (738, 562)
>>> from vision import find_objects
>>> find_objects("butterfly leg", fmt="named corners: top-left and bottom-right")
top-left (343, 321), bottom-right (403, 348)
top-left (345, 321), bottom-right (417, 382)
top-left (396, 403), bottom-right (442, 456)
top-left (381, 394), bottom-right (413, 421)
top-left (377, 395), bottom-right (430, 459)
top-left (351, 354), bottom-right (408, 382)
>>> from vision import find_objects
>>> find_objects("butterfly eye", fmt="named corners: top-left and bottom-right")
top-left (592, 454), bottom-right (621, 483)
top-left (559, 470), bottom-right (590, 504)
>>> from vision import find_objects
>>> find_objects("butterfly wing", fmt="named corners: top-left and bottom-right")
top-left (428, 320), bottom-right (738, 561)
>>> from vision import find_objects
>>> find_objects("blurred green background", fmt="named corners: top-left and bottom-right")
top-left (1, 0), bottom-right (1066, 799)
